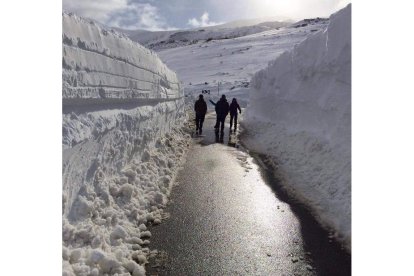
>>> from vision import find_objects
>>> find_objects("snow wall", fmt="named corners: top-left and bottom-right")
top-left (62, 13), bottom-right (190, 275)
top-left (244, 5), bottom-right (351, 250)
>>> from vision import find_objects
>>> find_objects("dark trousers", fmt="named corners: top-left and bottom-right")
top-left (230, 113), bottom-right (238, 129)
top-left (195, 114), bottom-right (205, 131)
top-left (215, 116), bottom-right (226, 132)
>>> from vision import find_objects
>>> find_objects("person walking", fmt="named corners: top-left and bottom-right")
top-left (229, 98), bottom-right (241, 131)
top-left (194, 94), bottom-right (207, 134)
top-left (209, 99), bottom-right (218, 128)
top-left (209, 98), bottom-right (218, 128)
top-left (214, 95), bottom-right (230, 133)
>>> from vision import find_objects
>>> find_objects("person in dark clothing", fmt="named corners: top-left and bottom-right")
top-left (229, 98), bottom-right (241, 131)
top-left (209, 99), bottom-right (219, 129)
top-left (215, 129), bottom-right (224, 143)
top-left (214, 95), bottom-right (230, 133)
top-left (194, 94), bottom-right (207, 134)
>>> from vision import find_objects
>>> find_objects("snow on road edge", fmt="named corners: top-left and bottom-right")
top-left (62, 13), bottom-right (191, 276)
top-left (243, 4), bottom-right (351, 250)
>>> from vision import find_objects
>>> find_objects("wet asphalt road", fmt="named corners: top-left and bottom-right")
top-left (147, 113), bottom-right (351, 275)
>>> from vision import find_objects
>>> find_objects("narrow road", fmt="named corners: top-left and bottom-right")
top-left (147, 112), bottom-right (351, 275)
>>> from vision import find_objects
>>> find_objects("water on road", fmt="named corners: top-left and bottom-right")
top-left (146, 113), bottom-right (351, 275)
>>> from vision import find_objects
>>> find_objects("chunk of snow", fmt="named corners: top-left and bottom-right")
top-left (138, 224), bottom-right (147, 231)
top-left (140, 231), bottom-right (152, 239)
top-left (111, 225), bottom-right (128, 240)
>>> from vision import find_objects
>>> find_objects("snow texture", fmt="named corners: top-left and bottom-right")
top-left (244, 5), bottom-right (351, 250)
top-left (62, 12), bottom-right (190, 275)
top-left (63, 13), bottom-right (180, 101)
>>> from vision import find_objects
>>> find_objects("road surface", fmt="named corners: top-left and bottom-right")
top-left (146, 112), bottom-right (351, 275)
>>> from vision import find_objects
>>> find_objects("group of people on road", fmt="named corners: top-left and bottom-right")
top-left (194, 94), bottom-right (241, 135)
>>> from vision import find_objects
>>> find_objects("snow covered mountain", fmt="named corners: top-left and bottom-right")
top-left (213, 16), bottom-right (293, 29)
top-left (117, 19), bottom-right (294, 50)
top-left (148, 16), bottom-right (328, 109)
top-left (62, 12), bottom-right (190, 276)
top-left (244, 4), bottom-right (352, 250)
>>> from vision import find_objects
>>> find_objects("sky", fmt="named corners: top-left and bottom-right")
top-left (63, 0), bottom-right (350, 31)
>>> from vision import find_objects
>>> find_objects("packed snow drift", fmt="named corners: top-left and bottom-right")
top-left (243, 5), bottom-right (351, 249)
top-left (62, 12), bottom-right (190, 275)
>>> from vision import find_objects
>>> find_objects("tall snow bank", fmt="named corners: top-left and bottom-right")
top-left (62, 13), bottom-right (180, 100)
top-left (243, 5), bottom-right (351, 249)
top-left (62, 12), bottom-right (190, 275)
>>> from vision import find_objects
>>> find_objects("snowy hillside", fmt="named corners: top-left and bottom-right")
top-left (154, 17), bottom-right (328, 108)
top-left (119, 20), bottom-right (292, 51)
top-left (244, 4), bottom-right (351, 249)
top-left (62, 12), bottom-right (190, 276)
top-left (214, 17), bottom-right (293, 29)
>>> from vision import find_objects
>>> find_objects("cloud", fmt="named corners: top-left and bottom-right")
top-left (63, 0), bottom-right (351, 31)
top-left (207, 0), bottom-right (350, 22)
top-left (243, 0), bottom-right (351, 20)
top-left (107, 3), bottom-right (176, 31)
top-left (63, 0), bottom-right (128, 23)
top-left (63, 0), bottom-right (175, 31)
top-left (187, 12), bottom-right (222, 28)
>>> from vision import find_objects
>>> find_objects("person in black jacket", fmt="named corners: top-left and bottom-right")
top-left (214, 95), bottom-right (230, 133)
top-left (194, 94), bottom-right (207, 134)
top-left (209, 98), bottom-right (218, 128)
top-left (229, 98), bottom-right (241, 131)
